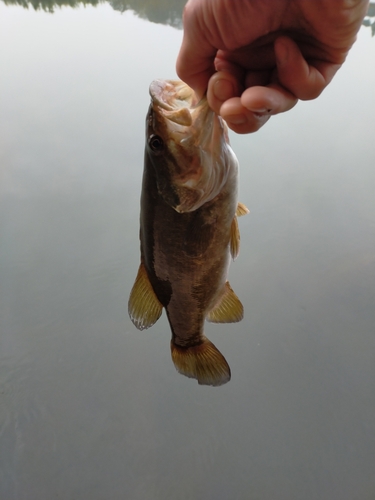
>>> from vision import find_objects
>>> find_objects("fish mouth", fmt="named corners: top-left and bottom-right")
top-left (149, 79), bottom-right (218, 146)
top-left (149, 79), bottom-right (209, 128)
top-left (148, 79), bottom-right (236, 213)
top-left (150, 79), bottom-right (197, 112)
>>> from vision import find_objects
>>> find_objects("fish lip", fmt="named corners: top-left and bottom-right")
top-left (149, 80), bottom-right (172, 111)
top-left (149, 79), bottom-right (197, 112)
top-left (149, 79), bottom-right (212, 129)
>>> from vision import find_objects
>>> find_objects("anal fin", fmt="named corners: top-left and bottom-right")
top-left (128, 262), bottom-right (163, 330)
top-left (171, 337), bottom-right (231, 386)
top-left (206, 281), bottom-right (243, 324)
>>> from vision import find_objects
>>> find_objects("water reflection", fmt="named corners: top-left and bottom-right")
top-left (364, 2), bottom-right (375, 35)
top-left (110, 0), bottom-right (185, 27)
top-left (0, 2), bottom-right (374, 500)
top-left (2, 0), bottom-right (374, 32)
top-left (1, 0), bottom-right (186, 25)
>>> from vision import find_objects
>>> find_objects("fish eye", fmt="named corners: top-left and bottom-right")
top-left (149, 135), bottom-right (164, 153)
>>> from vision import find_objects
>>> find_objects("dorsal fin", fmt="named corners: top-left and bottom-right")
top-left (128, 262), bottom-right (163, 330)
top-left (230, 216), bottom-right (240, 260)
top-left (236, 202), bottom-right (250, 217)
top-left (206, 281), bottom-right (243, 324)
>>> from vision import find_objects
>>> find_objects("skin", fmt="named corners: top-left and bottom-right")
top-left (176, 0), bottom-right (370, 133)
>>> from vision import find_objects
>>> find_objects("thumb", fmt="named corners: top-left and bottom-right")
top-left (176, 2), bottom-right (217, 98)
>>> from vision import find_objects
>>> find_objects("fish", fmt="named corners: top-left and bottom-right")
top-left (128, 79), bottom-right (249, 386)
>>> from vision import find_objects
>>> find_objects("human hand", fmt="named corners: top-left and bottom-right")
top-left (176, 0), bottom-right (369, 133)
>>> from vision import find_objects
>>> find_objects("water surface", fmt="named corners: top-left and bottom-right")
top-left (1, 3), bottom-right (375, 499)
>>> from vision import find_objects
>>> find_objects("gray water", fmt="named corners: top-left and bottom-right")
top-left (1, 3), bottom-right (375, 499)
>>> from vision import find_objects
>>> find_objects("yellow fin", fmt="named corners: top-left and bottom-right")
top-left (128, 262), bottom-right (163, 330)
top-left (171, 337), bottom-right (231, 386)
top-left (236, 202), bottom-right (250, 216)
top-left (206, 281), bottom-right (243, 324)
top-left (230, 203), bottom-right (249, 259)
top-left (230, 216), bottom-right (240, 260)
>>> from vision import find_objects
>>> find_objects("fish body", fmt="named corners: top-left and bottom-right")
top-left (128, 80), bottom-right (248, 386)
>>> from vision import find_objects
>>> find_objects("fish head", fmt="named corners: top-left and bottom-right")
top-left (146, 79), bottom-right (237, 213)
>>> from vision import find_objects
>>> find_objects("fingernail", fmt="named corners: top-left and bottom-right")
top-left (250, 108), bottom-right (268, 114)
top-left (226, 114), bottom-right (246, 125)
top-left (214, 79), bottom-right (235, 102)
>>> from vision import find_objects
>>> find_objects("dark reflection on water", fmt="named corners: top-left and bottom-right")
top-left (1, 0), bottom-right (186, 26)
top-left (364, 2), bottom-right (375, 36)
top-left (0, 3), bottom-right (375, 500)
top-left (1, 0), bottom-right (375, 33)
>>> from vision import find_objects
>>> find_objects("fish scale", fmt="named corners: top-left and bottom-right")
top-left (128, 80), bottom-right (248, 386)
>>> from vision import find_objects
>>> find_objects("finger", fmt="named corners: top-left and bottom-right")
top-left (207, 68), bottom-right (272, 115)
top-left (207, 71), bottom-right (242, 115)
top-left (176, 42), bottom-right (215, 99)
top-left (213, 56), bottom-right (272, 88)
top-left (274, 36), bottom-right (342, 100)
top-left (240, 84), bottom-right (298, 115)
top-left (219, 97), bottom-right (271, 134)
top-left (220, 82), bottom-right (298, 134)
top-left (176, 3), bottom-right (217, 98)
top-left (244, 69), bottom-right (273, 88)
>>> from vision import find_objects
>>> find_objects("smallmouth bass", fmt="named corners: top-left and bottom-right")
top-left (128, 80), bottom-right (248, 386)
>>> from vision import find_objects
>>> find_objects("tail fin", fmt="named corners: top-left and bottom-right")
top-left (170, 337), bottom-right (231, 387)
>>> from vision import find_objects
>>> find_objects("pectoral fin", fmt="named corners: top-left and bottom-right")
top-left (206, 281), bottom-right (243, 324)
top-left (230, 203), bottom-right (249, 259)
top-left (128, 262), bottom-right (163, 330)
top-left (230, 216), bottom-right (240, 260)
top-left (236, 202), bottom-right (250, 217)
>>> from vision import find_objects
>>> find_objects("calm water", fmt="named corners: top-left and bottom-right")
top-left (1, 3), bottom-right (375, 499)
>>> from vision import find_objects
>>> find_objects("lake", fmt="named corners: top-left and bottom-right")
top-left (1, 2), bottom-right (375, 499)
